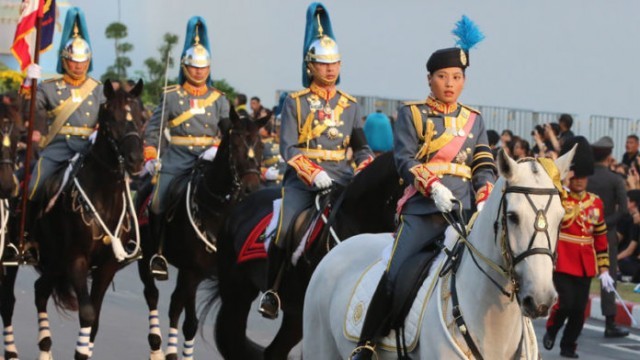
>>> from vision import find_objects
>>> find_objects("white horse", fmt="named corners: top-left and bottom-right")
top-left (303, 149), bottom-right (575, 360)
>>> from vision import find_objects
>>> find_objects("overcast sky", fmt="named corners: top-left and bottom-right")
top-left (6, 0), bottom-right (640, 120)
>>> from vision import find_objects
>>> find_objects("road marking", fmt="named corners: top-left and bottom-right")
top-left (583, 323), bottom-right (640, 342)
top-left (601, 343), bottom-right (640, 355)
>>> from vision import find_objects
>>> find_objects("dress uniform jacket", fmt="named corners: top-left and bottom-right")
top-left (28, 76), bottom-right (104, 200)
top-left (261, 136), bottom-right (284, 186)
top-left (395, 96), bottom-right (496, 215)
top-left (556, 191), bottom-right (609, 277)
top-left (144, 84), bottom-right (229, 213)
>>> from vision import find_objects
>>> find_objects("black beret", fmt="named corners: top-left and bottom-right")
top-left (426, 47), bottom-right (469, 73)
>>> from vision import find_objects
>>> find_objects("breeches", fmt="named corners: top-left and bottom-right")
top-left (28, 144), bottom-right (78, 201)
top-left (384, 213), bottom-right (448, 294)
top-left (273, 186), bottom-right (316, 250)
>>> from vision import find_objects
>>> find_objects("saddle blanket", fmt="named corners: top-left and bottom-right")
top-left (344, 258), bottom-right (436, 352)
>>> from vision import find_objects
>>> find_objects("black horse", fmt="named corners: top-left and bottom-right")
top-left (137, 109), bottom-right (267, 360)
top-left (207, 151), bottom-right (404, 359)
top-left (31, 80), bottom-right (144, 360)
top-left (0, 101), bottom-right (26, 360)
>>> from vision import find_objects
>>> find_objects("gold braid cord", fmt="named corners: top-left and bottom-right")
top-left (71, 188), bottom-right (131, 242)
top-left (288, 154), bottom-right (323, 186)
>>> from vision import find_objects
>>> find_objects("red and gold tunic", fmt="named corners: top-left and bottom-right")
top-left (555, 191), bottom-right (609, 277)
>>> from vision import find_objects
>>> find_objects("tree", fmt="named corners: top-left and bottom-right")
top-left (103, 22), bottom-right (134, 82)
top-left (141, 32), bottom-right (179, 104)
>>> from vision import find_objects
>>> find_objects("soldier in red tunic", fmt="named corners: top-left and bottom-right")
top-left (543, 136), bottom-right (614, 359)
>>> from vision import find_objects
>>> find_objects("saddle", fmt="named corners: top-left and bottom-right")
top-left (39, 153), bottom-right (84, 214)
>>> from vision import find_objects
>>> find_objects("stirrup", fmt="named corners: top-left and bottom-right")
top-left (20, 244), bottom-right (39, 266)
top-left (1, 243), bottom-right (20, 267)
top-left (149, 254), bottom-right (168, 281)
top-left (258, 290), bottom-right (281, 319)
top-left (349, 342), bottom-right (378, 360)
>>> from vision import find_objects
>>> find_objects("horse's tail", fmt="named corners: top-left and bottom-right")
top-left (51, 274), bottom-right (79, 312)
top-left (198, 276), bottom-right (221, 330)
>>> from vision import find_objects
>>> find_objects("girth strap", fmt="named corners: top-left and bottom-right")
top-left (450, 272), bottom-right (484, 360)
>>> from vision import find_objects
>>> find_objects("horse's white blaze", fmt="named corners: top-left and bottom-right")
top-left (303, 150), bottom-right (574, 359)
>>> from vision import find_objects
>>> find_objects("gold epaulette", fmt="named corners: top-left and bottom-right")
top-left (587, 192), bottom-right (601, 202)
top-left (460, 103), bottom-right (481, 114)
top-left (289, 88), bottom-right (311, 99)
top-left (42, 76), bottom-right (63, 84)
top-left (337, 90), bottom-right (357, 103)
top-left (402, 100), bottom-right (428, 106)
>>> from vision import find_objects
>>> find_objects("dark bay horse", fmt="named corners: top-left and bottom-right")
top-left (208, 151), bottom-right (405, 359)
top-left (138, 109), bottom-right (267, 360)
top-left (0, 102), bottom-right (26, 360)
top-left (31, 80), bottom-right (144, 360)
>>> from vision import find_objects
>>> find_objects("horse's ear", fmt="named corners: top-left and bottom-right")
top-left (103, 79), bottom-right (114, 99)
top-left (496, 148), bottom-right (519, 181)
top-left (554, 144), bottom-right (577, 181)
top-left (129, 79), bottom-right (144, 98)
top-left (255, 109), bottom-right (273, 129)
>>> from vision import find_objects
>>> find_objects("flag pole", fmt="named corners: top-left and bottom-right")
top-left (19, 14), bottom-right (43, 256)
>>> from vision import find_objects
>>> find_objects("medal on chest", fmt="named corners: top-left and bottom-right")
top-left (189, 99), bottom-right (205, 115)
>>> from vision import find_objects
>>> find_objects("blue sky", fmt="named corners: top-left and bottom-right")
top-left (3, 0), bottom-right (640, 121)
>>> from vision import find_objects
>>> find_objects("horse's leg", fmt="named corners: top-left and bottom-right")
top-left (264, 308), bottom-right (303, 360)
top-left (69, 257), bottom-right (93, 360)
top-left (165, 269), bottom-right (188, 360)
top-left (87, 261), bottom-right (119, 359)
top-left (1, 266), bottom-right (19, 360)
top-left (34, 275), bottom-right (54, 360)
top-left (215, 274), bottom-right (262, 360)
top-left (179, 271), bottom-right (203, 360)
top-left (137, 251), bottom-right (164, 360)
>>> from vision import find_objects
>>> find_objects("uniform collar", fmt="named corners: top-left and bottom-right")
top-left (62, 74), bottom-right (87, 87)
top-left (426, 95), bottom-right (458, 114)
top-left (309, 82), bottom-right (337, 100)
top-left (182, 82), bottom-right (209, 96)
top-left (568, 191), bottom-right (587, 201)
top-left (236, 104), bottom-right (248, 112)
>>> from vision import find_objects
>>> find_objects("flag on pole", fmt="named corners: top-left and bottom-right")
top-left (11, 0), bottom-right (57, 71)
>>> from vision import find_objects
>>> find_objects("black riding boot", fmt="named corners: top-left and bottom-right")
top-left (149, 213), bottom-right (168, 281)
top-left (350, 274), bottom-right (393, 360)
top-left (259, 245), bottom-right (285, 319)
top-left (604, 315), bottom-right (629, 338)
top-left (19, 200), bottom-right (39, 266)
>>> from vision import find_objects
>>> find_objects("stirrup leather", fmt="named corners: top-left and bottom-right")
top-left (349, 342), bottom-right (378, 360)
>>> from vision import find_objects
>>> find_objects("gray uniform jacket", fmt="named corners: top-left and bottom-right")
top-left (144, 85), bottom-right (229, 213)
top-left (394, 102), bottom-right (496, 215)
top-left (28, 77), bottom-right (104, 200)
top-left (280, 88), bottom-right (373, 188)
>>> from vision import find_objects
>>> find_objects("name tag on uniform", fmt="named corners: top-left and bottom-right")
top-left (71, 89), bottom-right (82, 103)
top-left (190, 99), bottom-right (205, 114)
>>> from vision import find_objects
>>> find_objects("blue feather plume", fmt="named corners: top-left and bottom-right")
top-left (452, 15), bottom-right (485, 51)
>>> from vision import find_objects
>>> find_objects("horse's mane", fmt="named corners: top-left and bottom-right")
top-left (343, 151), bottom-right (399, 201)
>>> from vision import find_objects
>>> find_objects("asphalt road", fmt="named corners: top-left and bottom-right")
top-left (3, 264), bottom-right (639, 359)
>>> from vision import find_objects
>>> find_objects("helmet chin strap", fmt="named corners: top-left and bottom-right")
top-left (181, 64), bottom-right (209, 86)
top-left (62, 60), bottom-right (88, 81)
top-left (307, 63), bottom-right (337, 87)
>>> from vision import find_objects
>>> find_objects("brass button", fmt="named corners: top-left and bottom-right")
top-left (188, 146), bottom-right (193, 150)
top-left (204, 124), bottom-right (209, 128)
top-left (207, 112), bottom-right (211, 116)
top-left (185, 123), bottom-right (190, 127)
top-left (65, 122), bottom-right (70, 126)
top-left (81, 136), bottom-right (87, 140)
top-left (317, 144), bottom-right (323, 149)
top-left (88, 101), bottom-right (93, 106)
top-left (188, 135), bottom-right (192, 138)
top-left (57, 91), bottom-right (62, 96)
top-left (86, 112), bottom-right (90, 116)
top-left (179, 100), bottom-right (184, 105)
top-left (65, 135), bottom-right (71, 139)
top-left (468, 133), bottom-right (474, 139)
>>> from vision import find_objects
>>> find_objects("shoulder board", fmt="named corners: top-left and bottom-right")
top-left (163, 85), bottom-right (181, 93)
top-left (402, 100), bottom-right (428, 106)
top-left (337, 90), bottom-right (357, 103)
top-left (460, 104), bottom-right (481, 114)
top-left (42, 76), bottom-right (63, 84)
top-left (289, 88), bottom-right (311, 99)
top-left (587, 192), bottom-right (601, 201)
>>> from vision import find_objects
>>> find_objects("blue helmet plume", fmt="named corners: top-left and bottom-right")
top-left (57, 7), bottom-right (93, 74)
top-left (452, 15), bottom-right (485, 51)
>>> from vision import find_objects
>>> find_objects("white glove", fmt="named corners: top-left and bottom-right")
top-left (199, 146), bottom-right (218, 161)
top-left (264, 166), bottom-right (280, 181)
top-left (88, 130), bottom-right (98, 144)
top-left (144, 159), bottom-right (158, 176)
top-left (599, 271), bottom-right (615, 293)
top-left (26, 64), bottom-right (42, 80)
top-left (313, 170), bottom-right (333, 189)
top-left (477, 201), bottom-right (486, 212)
top-left (430, 181), bottom-right (455, 213)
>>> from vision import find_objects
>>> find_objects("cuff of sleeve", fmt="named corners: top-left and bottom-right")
top-left (476, 182), bottom-right (494, 204)
top-left (596, 252), bottom-right (610, 268)
top-left (144, 146), bottom-right (157, 162)
top-left (288, 154), bottom-right (322, 186)
top-left (409, 164), bottom-right (439, 197)
top-left (355, 156), bottom-right (374, 174)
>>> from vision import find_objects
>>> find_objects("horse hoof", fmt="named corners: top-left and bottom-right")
top-left (74, 350), bottom-right (89, 360)
top-left (165, 353), bottom-right (178, 360)
top-left (148, 333), bottom-right (163, 351)
top-left (4, 350), bottom-right (19, 360)
top-left (38, 336), bottom-right (52, 352)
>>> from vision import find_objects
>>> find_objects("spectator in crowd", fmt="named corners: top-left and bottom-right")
top-left (622, 135), bottom-right (639, 170)
top-left (617, 190), bottom-right (640, 282)
top-left (486, 129), bottom-right (500, 158)
top-left (588, 136), bottom-right (630, 338)
top-left (558, 114), bottom-right (575, 146)
top-left (511, 137), bottom-right (531, 160)
top-left (532, 123), bottom-right (559, 158)
top-left (234, 93), bottom-right (250, 119)
top-left (250, 96), bottom-right (265, 119)
top-left (363, 111), bottom-right (393, 156)
top-left (627, 165), bottom-right (640, 190)
top-left (500, 129), bottom-right (513, 153)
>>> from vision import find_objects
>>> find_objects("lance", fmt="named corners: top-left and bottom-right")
top-left (151, 46), bottom-right (172, 185)
top-left (18, 13), bottom-right (43, 256)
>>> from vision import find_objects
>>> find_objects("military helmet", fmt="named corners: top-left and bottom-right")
top-left (179, 16), bottom-right (213, 85)
top-left (61, 31), bottom-right (91, 63)
top-left (302, 3), bottom-right (341, 87)
top-left (305, 34), bottom-right (340, 64)
top-left (181, 40), bottom-right (210, 68)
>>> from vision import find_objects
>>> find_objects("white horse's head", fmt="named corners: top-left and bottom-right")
top-left (493, 147), bottom-right (575, 318)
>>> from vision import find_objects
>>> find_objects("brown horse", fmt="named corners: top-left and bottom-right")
top-left (137, 108), bottom-right (267, 360)
top-left (31, 79), bottom-right (144, 360)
